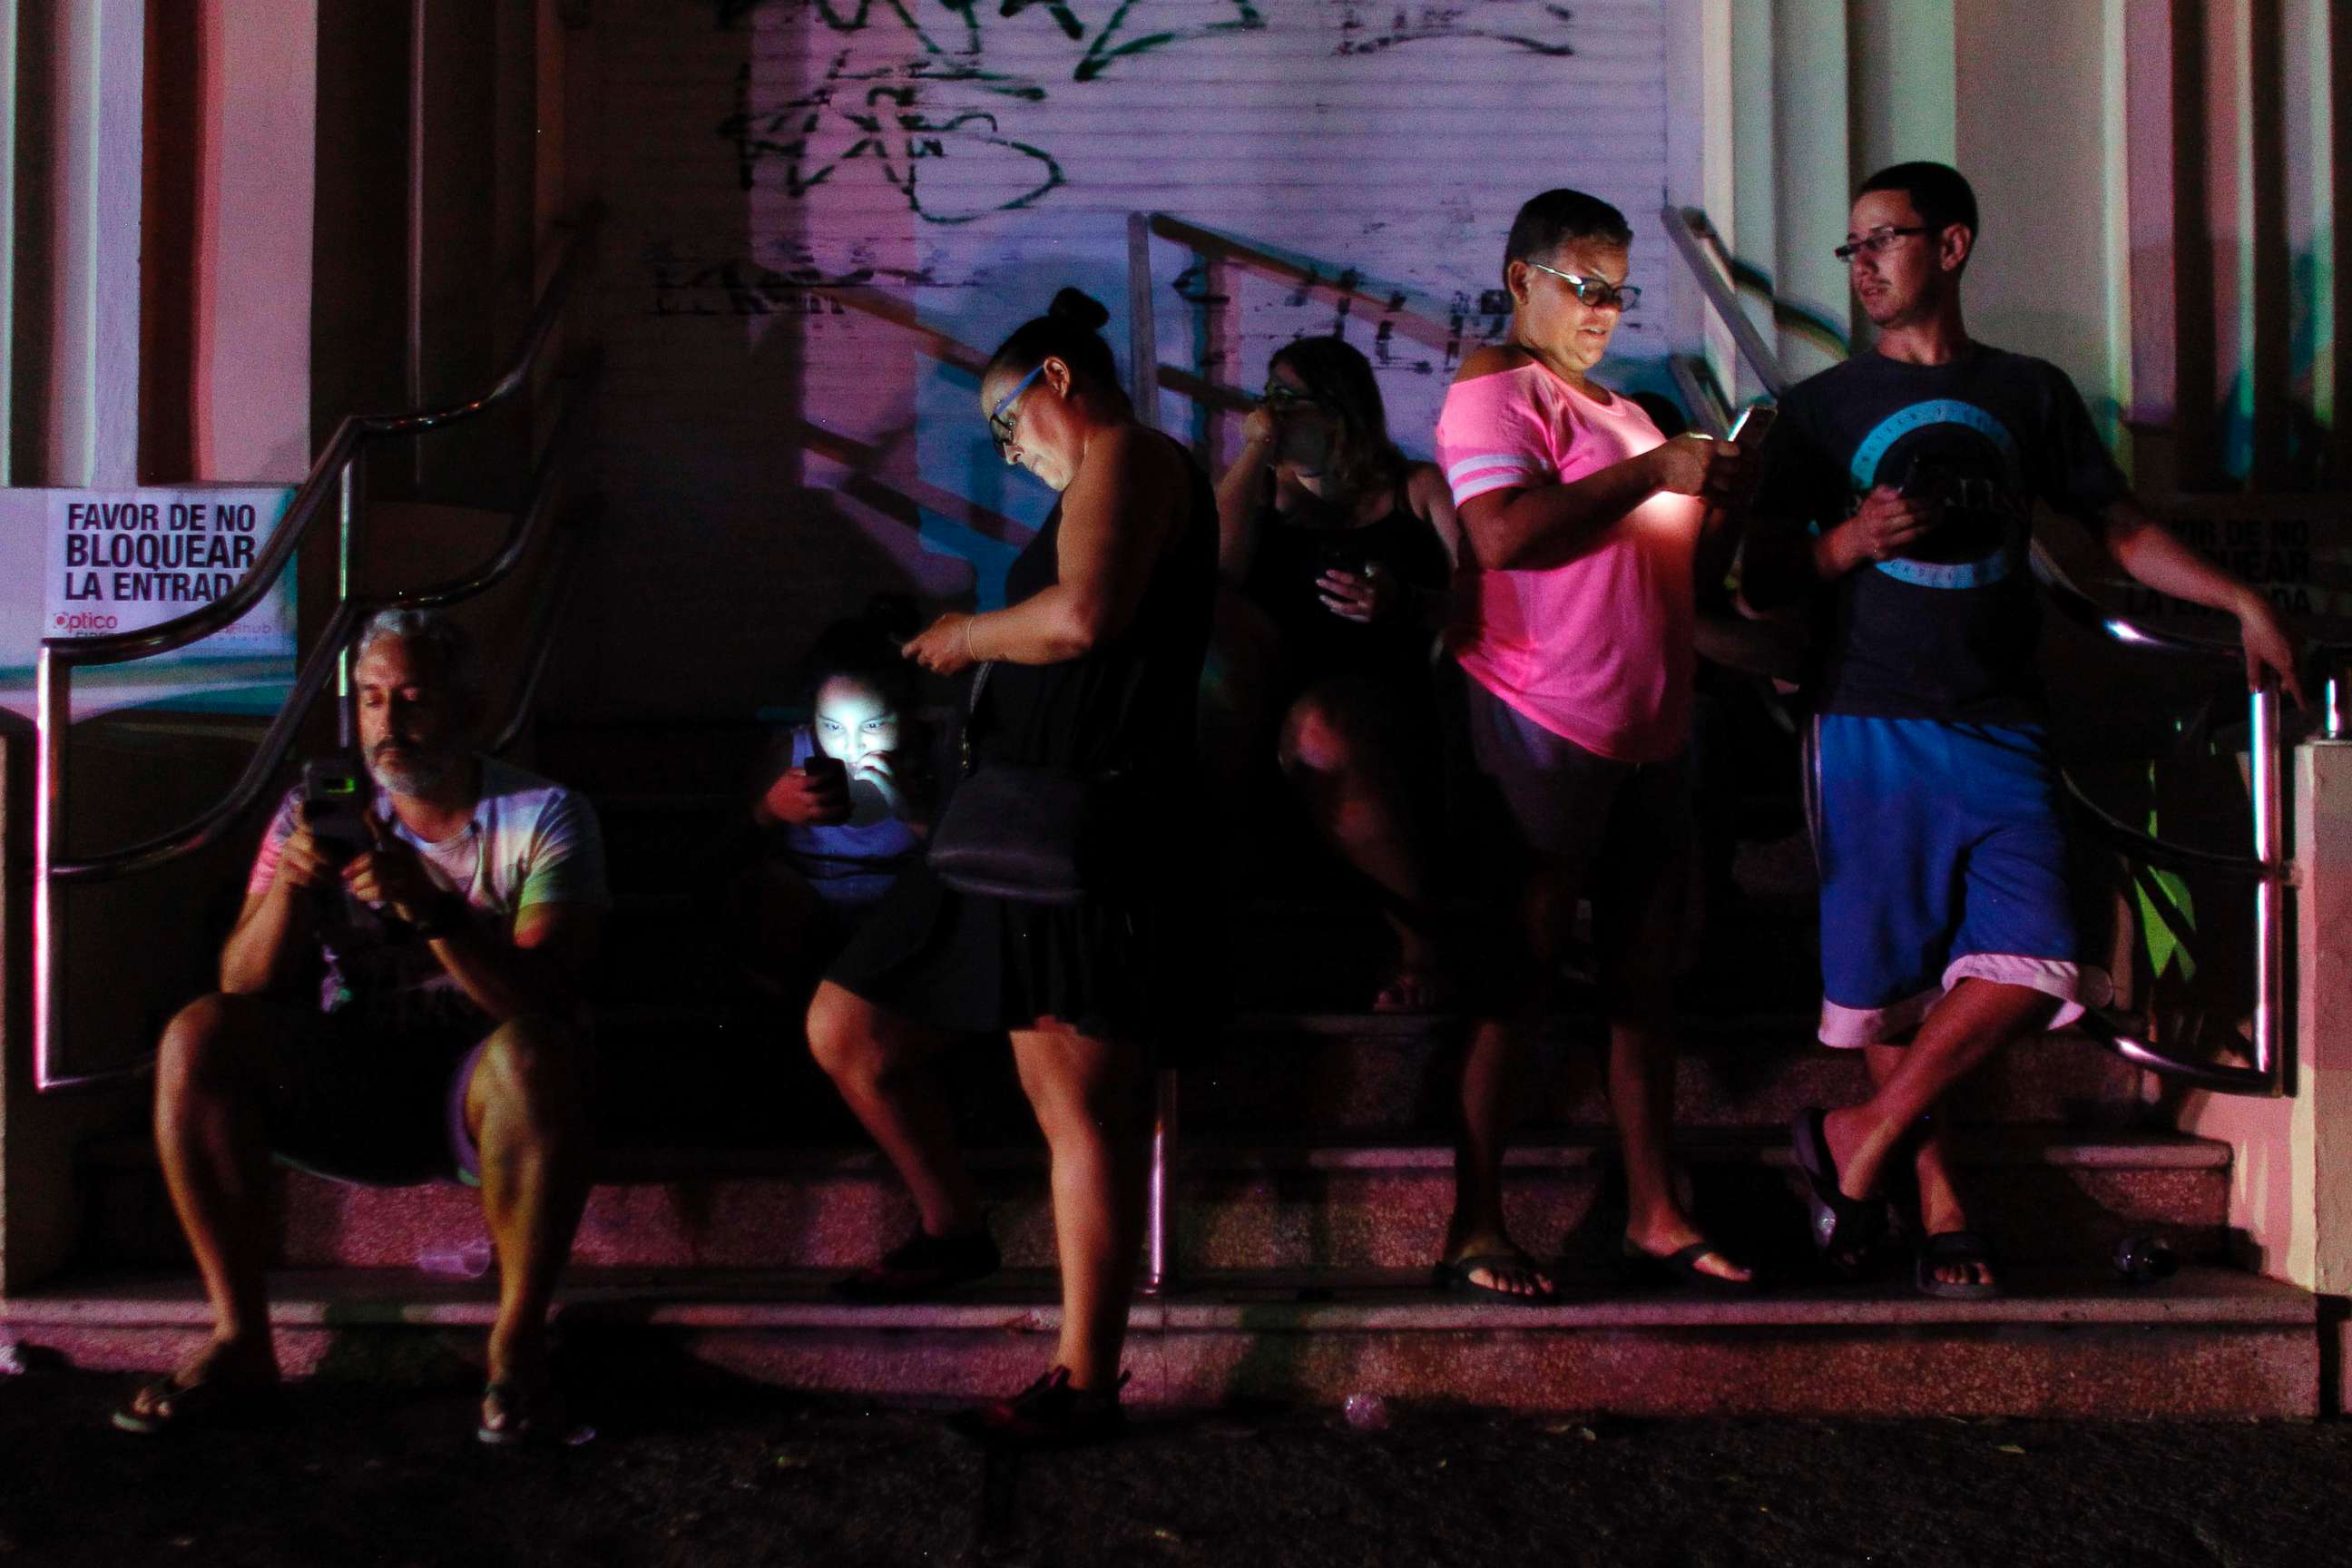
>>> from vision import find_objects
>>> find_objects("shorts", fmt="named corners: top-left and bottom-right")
top-left (266, 1010), bottom-right (489, 1188)
top-left (1805, 713), bottom-right (2112, 1047)
top-left (1457, 663), bottom-right (1693, 873)
top-left (1450, 662), bottom-right (1693, 1002)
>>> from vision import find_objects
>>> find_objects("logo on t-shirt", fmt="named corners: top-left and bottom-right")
top-left (1847, 399), bottom-right (2025, 590)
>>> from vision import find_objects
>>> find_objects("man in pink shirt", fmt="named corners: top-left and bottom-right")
top-left (1432, 189), bottom-right (1756, 1298)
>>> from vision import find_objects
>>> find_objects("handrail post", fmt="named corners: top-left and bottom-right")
top-left (2250, 680), bottom-right (2285, 1090)
top-left (337, 451), bottom-right (365, 748)
top-left (33, 647), bottom-right (67, 1092)
top-left (1126, 211), bottom-right (1158, 429)
top-left (1142, 1066), bottom-right (1177, 1297)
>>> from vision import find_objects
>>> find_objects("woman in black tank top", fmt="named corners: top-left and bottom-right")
top-left (808, 289), bottom-right (1214, 1446)
top-left (1209, 336), bottom-right (1459, 1011)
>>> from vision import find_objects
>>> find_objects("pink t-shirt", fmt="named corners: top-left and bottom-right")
top-left (1435, 360), bottom-right (1701, 762)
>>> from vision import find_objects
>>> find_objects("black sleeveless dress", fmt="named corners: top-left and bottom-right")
top-left (1241, 472), bottom-right (1451, 698)
top-left (826, 435), bottom-right (1219, 1042)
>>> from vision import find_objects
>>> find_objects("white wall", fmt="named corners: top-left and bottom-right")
top-left (581, 0), bottom-right (1690, 717)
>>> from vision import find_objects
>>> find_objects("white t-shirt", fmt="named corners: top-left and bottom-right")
top-left (248, 756), bottom-right (608, 1033)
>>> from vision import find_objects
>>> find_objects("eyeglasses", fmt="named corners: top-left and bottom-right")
top-left (1834, 226), bottom-right (1931, 262)
top-left (1524, 260), bottom-right (1640, 311)
top-left (987, 363), bottom-right (1046, 454)
top-left (1261, 381), bottom-right (1319, 410)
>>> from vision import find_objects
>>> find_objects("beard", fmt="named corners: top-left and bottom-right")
top-left (366, 742), bottom-right (457, 797)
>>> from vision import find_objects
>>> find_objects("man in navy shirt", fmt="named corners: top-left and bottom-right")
top-left (1747, 162), bottom-right (2300, 1296)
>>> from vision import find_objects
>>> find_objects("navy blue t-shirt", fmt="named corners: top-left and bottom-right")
top-left (1756, 345), bottom-right (2128, 721)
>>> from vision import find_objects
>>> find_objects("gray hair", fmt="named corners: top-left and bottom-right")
top-left (354, 607), bottom-right (479, 698)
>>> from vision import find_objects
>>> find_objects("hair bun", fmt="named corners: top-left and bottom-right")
top-left (1046, 288), bottom-right (1110, 332)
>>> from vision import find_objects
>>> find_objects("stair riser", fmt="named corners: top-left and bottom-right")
top-left (13, 1318), bottom-right (2313, 1418)
top-left (1184, 1033), bottom-right (2146, 1132)
top-left (586, 1029), bottom-right (2151, 1142)
top-left (89, 1161), bottom-right (2229, 1274)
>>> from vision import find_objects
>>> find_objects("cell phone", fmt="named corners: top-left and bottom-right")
top-left (1727, 403), bottom-right (1778, 446)
top-left (299, 755), bottom-right (371, 868)
top-left (801, 750), bottom-right (848, 791)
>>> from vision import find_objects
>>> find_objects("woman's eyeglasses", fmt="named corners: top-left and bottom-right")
top-left (988, 363), bottom-right (1047, 453)
top-left (1833, 225), bottom-right (1930, 262)
top-left (1260, 382), bottom-right (1320, 410)
top-left (1524, 260), bottom-right (1641, 311)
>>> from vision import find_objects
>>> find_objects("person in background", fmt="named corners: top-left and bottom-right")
top-left (1744, 162), bottom-right (2303, 1298)
top-left (806, 288), bottom-right (1217, 1446)
top-left (1210, 335), bottom-right (1460, 1010)
top-left (1432, 189), bottom-right (1759, 1300)
top-left (119, 609), bottom-right (606, 1445)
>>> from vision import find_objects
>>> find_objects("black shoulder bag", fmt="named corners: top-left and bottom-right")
top-left (925, 662), bottom-right (1112, 906)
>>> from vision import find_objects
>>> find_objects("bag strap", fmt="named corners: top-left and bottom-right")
top-left (957, 662), bottom-right (996, 777)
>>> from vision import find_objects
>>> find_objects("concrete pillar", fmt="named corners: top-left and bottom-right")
top-left (1955, 0), bottom-right (2123, 406)
top-left (1770, 0), bottom-right (1851, 382)
top-left (2184, 739), bottom-right (2352, 1402)
top-left (43, 0), bottom-right (144, 487)
top-left (193, 2), bottom-right (319, 483)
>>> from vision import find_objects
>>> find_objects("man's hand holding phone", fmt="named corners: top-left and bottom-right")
top-left (341, 812), bottom-right (444, 927)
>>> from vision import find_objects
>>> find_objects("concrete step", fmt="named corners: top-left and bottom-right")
top-left (2, 1263), bottom-right (2316, 1417)
top-left (583, 1002), bottom-right (2154, 1143)
top-left (85, 1130), bottom-right (2228, 1277)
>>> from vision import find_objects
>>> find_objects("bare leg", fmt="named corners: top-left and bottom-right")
top-left (1009, 1022), bottom-right (1146, 1391)
top-left (1599, 833), bottom-right (1749, 1282)
top-left (136, 994), bottom-right (308, 1415)
top-left (1823, 978), bottom-right (2059, 1210)
top-left (807, 980), bottom-right (979, 1240)
top-left (465, 1017), bottom-right (594, 1403)
top-left (1863, 1042), bottom-right (1991, 1290)
top-left (1444, 864), bottom-right (1573, 1298)
top-left (1281, 683), bottom-right (1438, 1001)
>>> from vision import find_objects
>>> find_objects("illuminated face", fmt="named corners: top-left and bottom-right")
top-left (356, 635), bottom-right (466, 796)
top-left (813, 675), bottom-right (901, 765)
top-left (1846, 188), bottom-right (1954, 328)
top-left (980, 359), bottom-right (1081, 493)
top-left (1510, 240), bottom-right (1632, 381)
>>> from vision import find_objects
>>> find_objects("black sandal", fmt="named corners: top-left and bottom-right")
top-left (949, 1366), bottom-right (1129, 1449)
top-left (834, 1226), bottom-right (1002, 1302)
top-left (111, 1372), bottom-right (279, 1436)
top-left (1915, 1230), bottom-right (2002, 1300)
top-left (1792, 1107), bottom-right (1887, 1276)
top-left (1620, 1238), bottom-right (1760, 1294)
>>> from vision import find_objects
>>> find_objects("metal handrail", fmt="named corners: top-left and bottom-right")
top-left (1660, 202), bottom-right (2287, 1095)
top-left (46, 394), bottom-right (588, 888)
top-left (34, 208), bottom-right (604, 1090)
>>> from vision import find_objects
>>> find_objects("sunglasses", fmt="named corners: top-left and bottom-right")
top-left (1524, 260), bottom-right (1641, 311)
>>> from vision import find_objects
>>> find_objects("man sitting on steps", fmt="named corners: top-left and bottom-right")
top-left (114, 607), bottom-right (609, 1446)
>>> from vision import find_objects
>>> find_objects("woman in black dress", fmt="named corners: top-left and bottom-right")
top-left (806, 289), bottom-right (1215, 1446)
top-left (1209, 336), bottom-right (1459, 1010)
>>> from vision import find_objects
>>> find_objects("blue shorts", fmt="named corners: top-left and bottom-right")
top-left (1804, 714), bottom-right (2110, 1047)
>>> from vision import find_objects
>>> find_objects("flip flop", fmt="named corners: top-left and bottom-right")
top-left (835, 1226), bottom-right (1002, 1303)
top-left (1915, 1230), bottom-right (2002, 1300)
top-left (1791, 1107), bottom-right (1887, 1276)
top-left (1620, 1238), bottom-right (1760, 1295)
top-left (1431, 1251), bottom-right (1557, 1304)
top-left (111, 1372), bottom-right (279, 1436)
top-left (477, 1381), bottom-right (596, 1447)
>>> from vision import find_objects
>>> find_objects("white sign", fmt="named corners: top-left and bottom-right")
top-left (44, 486), bottom-right (296, 653)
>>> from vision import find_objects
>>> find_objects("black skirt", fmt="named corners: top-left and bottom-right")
top-left (824, 839), bottom-right (1220, 1049)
